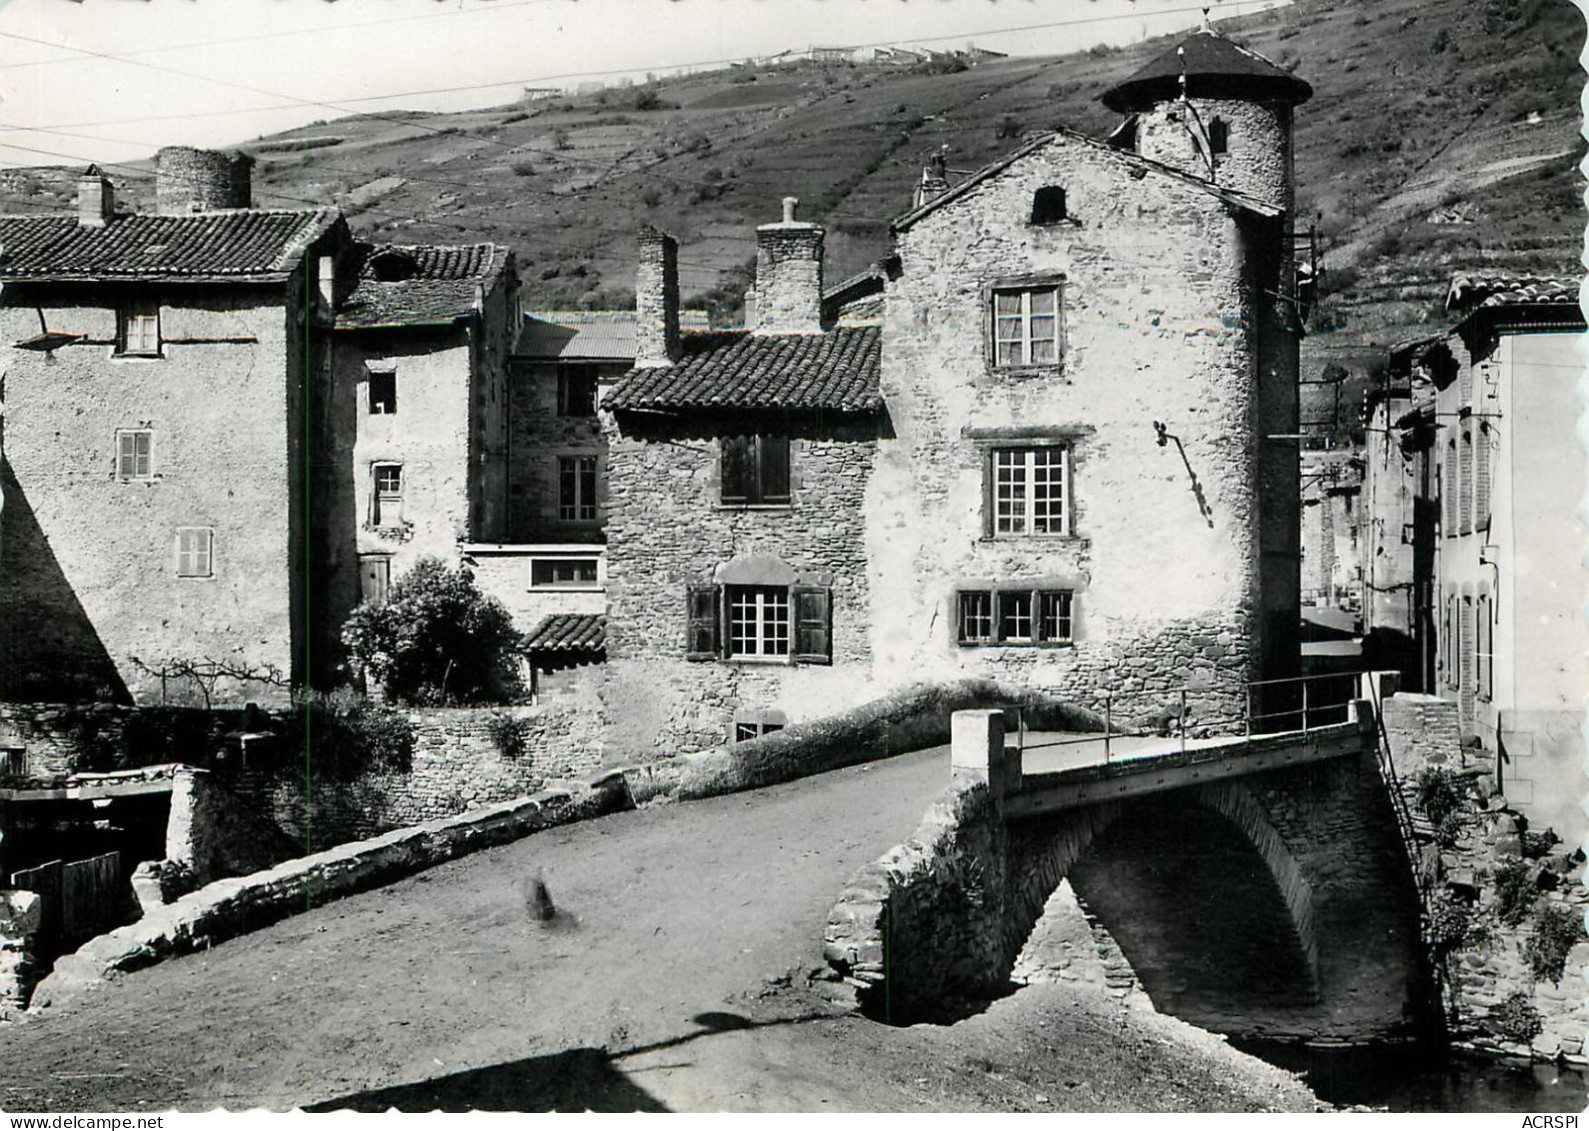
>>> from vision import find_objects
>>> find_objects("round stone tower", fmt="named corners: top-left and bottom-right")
top-left (1104, 24), bottom-right (1313, 685)
top-left (1100, 23), bottom-right (1312, 212)
top-left (155, 146), bottom-right (255, 215)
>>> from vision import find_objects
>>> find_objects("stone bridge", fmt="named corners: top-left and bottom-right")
top-left (823, 696), bottom-right (1430, 1043)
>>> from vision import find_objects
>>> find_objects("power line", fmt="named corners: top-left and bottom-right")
top-left (0, 0), bottom-right (568, 72)
top-left (0, 1), bottom-right (1273, 136)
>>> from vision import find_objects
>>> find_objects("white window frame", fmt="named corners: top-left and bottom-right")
top-left (175, 527), bottom-right (214, 578)
top-left (725, 585), bottom-right (792, 660)
top-left (991, 445), bottom-right (1070, 536)
top-left (119, 301), bottom-right (161, 357)
top-left (991, 285), bottom-right (1060, 368)
top-left (529, 554), bottom-right (603, 591)
top-left (957, 586), bottom-right (1074, 647)
top-left (372, 462), bottom-right (404, 527)
top-left (558, 454), bottom-right (599, 522)
top-left (115, 429), bottom-right (154, 480)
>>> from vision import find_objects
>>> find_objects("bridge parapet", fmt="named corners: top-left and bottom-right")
top-left (824, 688), bottom-right (1430, 1037)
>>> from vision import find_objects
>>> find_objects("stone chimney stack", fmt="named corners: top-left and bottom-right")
top-left (76, 166), bottom-right (115, 228)
top-left (634, 225), bottom-right (681, 368)
top-left (155, 146), bottom-right (254, 215)
top-left (752, 197), bottom-right (823, 335)
top-left (912, 148), bottom-right (951, 209)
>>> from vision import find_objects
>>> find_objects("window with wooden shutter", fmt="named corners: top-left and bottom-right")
top-left (1476, 592), bottom-right (1493, 701)
top-left (1475, 423), bottom-right (1492, 532)
top-left (116, 429), bottom-right (152, 479)
top-left (791, 586), bottom-right (832, 664)
top-left (1458, 430), bottom-right (1472, 534)
top-left (1443, 442), bottom-right (1457, 536)
top-left (720, 436), bottom-right (790, 505)
top-left (175, 527), bottom-right (213, 578)
top-left (686, 585), bottom-right (721, 660)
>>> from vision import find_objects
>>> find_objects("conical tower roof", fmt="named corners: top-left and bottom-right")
top-left (1100, 27), bottom-right (1312, 113)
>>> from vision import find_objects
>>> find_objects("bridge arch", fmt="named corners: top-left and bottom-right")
top-left (824, 709), bottom-right (1430, 1037)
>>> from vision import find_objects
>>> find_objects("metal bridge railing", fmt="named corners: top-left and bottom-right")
top-left (1001, 670), bottom-right (1371, 766)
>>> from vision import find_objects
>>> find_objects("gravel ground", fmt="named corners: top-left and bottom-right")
top-left (0, 746), bottom-right (1316, 1113)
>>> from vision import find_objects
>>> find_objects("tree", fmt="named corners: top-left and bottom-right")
top-left (341, 557), bottom-right (521, 705)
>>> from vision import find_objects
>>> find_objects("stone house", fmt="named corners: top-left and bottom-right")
top-left (868, 27), bottom-right (1310, 725)
top-left (599, 218), bottom-right (884, 752)
top-left (599, 27), bottom-right (1313, 752)
top-left (0, 147), bottom-right (519, 707)
top-left (1299, 447), bottom-right (1363, 612)
top-left (1416, 275), bottom-right (1583, 847)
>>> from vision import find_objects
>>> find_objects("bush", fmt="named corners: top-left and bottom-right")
top-left (1427, 893), bottom-right (1483, 953)
top-left (1526, 903), bottom-right (1583, 985)
top-left (1488, 991), bottom-right (1543, 1043)
top-left (486, 712), bottom-right (534, 760)
top-left (1491, 856), bottom-right (1537, 927)
top-left (1415, 766), bottom-right (1463, 827)
top-left (510, 161), bottom-right (536, 177)
top-left (995, 114), bottom-right (1022, 140)
top-left (282, 696), bottom-right (415, 781)
top-left (341, 557), bottom-right (522, 705)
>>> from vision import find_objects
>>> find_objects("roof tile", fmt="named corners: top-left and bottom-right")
top-left (523, 613), bottom-right (605, 653)
top-left (333, 241), bottom-right (507, 329)
top-left (604, 326), bottom-right (881, 412)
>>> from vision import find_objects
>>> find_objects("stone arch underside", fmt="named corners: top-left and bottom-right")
top-left (1003, 784), bottom-right (1322, 1041)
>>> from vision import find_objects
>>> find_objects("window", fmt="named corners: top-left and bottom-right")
top-left (531, 557), bottom-right (600, 589)
top-left (1031, 186), bottom-right (1068, 224)
top-left (558, 454), bottom-right (599, 521)
top-left (372, 463), bottom-right (403, 526)
top-left (685, 584), bottom-right (831, 664)
top-left (115, 429), bottom-right (153, 480)
top-left (1475, 423), bottom-right (1492, 532)
top-left (733, 710), bottom-right (787, 743)
top-left (1458, 430), bottom-right (1473, 534)
top-left (557, 365), bottom-right (599, 416)
top-left (1207, 116), bottom-right (1229, 156)
top-left (175, 527), bottom-right (213, 578)
top-left (958, 587), bottom-right (1074, 646)
top-left (990, 446), bottom-right (1069, 536)
top-left (720, 435), bottom-right (790, 505)
top-left (992, 285), bottom-right (1060, 367)
top-left (118, 300), bottom-right (160, 357)
top-left (1441, 591), bottom-right (1456, 689)
top-left (369, 370), bottom-right (397, 415)
top-left (735, 721), bottom-right (784, 742)
top-left (1442, 441), bottom-right (1457, 537)
top-left (1476, 591), bottom-right (1493, 702)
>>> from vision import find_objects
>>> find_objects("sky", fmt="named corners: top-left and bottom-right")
top-left (0, 0), bottom-right (1286, 170)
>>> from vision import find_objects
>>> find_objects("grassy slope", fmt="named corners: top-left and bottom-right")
top-left (4, 0), bottom-right (1580, 430)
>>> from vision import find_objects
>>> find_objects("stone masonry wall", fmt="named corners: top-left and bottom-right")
top-left (601, 411), bottom-right (878, 757)
top-left (1, 285), bottom-right (298, 705)
top-left (233, 697), bottom-right (604, 849)
top-left (0, 702), bottom-right (130, 778)
top-left (871, 131), bottom-right (1269, 717)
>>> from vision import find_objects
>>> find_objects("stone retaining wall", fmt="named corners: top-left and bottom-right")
top-left (32, 778), bottom-right (631, 1012)
top-left (228, 698), bottom-right (605, 850)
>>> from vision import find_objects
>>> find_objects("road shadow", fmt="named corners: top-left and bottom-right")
top-left (302, 1047), bottom-right (670, 1113)
top-left (303, 1009), bottom-right (835, 1113)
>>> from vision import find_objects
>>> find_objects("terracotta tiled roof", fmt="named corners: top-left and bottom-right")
top-left (1447, 273), bottom-right (1580, 312)
top-left (0, 208), bottom-right (339, 280)
top-left (1101, 28), bottom-right (1313, 112)
top-left (523, 613), bottom-right (605, 653)
top-left (605, 326), bottom-right (881, 412)
top-left (519, 309), bottom-right (712, 361)
top-left (333, 241), bottom-right (508, 329)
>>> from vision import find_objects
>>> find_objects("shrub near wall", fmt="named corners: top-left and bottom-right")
top-left (234, 697), bottom-right (604, 849)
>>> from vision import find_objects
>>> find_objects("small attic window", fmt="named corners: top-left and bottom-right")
top-left (369, 249), bottom-right (417, 283)
top-left (1208, 117), bottom-right (1229, 156)
top-left (1031, 186), bottom-right (1068, 225)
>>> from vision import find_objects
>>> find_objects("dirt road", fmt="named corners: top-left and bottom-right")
top-left (0, 747), bottom-right (1314, 1112)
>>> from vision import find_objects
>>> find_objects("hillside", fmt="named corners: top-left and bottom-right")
top-left (3, 0), bottom-right (1580, 432)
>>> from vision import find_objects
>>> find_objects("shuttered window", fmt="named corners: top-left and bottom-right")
top-left (116, 430), bottom-right (152, 479)
top-left (1443, 442), bottom-right (1458, 537)
top-left (1458, 430), bottom-right (1473, 534)
top-left (1476, 591), bottom-right (1494, 702)
top-left (720, 436), bottom-right (791, 505)
top-left (175, 528), bottom-right (213, 578)
top-left (685, 584), bottom-right (831, 663)
top-left (1475, 423), bottom-right (1492, 532)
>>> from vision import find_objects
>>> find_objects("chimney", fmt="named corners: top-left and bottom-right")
top-left (634, 225), bottom-right (681, 368)
top-left (913, 148), bottom-right (950, 209)
top-left (752, 196), bottom-right (823, 335)
top-left (155, 146), bottom-right (254, 215)
top-left (77, 165), bottom-right (114, 228)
